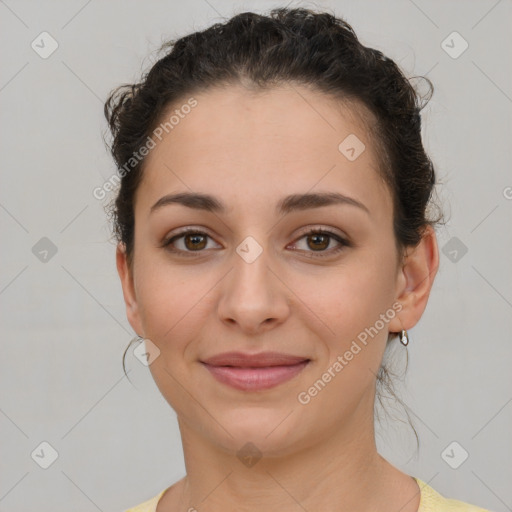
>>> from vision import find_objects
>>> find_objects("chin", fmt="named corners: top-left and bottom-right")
top-left (208, 408), bottom-right (308, 458)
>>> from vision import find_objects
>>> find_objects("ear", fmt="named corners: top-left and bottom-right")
top-left (388, 225), bottom-right (439, 333)
top-left (116, 242), bottom-right (144, 336)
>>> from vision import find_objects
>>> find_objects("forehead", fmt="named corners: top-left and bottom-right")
top-left (138, 83), bottom-right (392, 220)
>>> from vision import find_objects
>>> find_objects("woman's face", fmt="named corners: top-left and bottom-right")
top-left (117, 84), bottom-right (425, 456)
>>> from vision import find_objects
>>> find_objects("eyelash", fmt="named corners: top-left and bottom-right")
top-left (161, 227), bottom-right (351, 259)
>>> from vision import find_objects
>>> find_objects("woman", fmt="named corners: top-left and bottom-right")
top-left (104, 7), bottom-right (491, 512)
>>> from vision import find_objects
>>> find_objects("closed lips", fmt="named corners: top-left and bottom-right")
top-left (200, 351), bottom-right (310, 367)
top-left (200, 352), bottom-right (311, 391)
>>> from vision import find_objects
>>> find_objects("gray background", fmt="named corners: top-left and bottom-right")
top-left (1, 0), bottom-right (511, 511)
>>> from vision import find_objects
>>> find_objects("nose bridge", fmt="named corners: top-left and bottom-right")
top-left (233, 240), bottom-right (272, 296)
top-left (217, 235), bottom-right (289, 331)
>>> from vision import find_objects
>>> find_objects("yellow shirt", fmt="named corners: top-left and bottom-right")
top-left (123, 477), bottom-right (492, 511)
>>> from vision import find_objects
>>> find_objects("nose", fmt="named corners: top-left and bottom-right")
top-left (217, 245), bottom-right (290, 335)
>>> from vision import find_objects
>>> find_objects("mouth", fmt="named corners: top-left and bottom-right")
top-left (200, 352), bottom-right (311, 391)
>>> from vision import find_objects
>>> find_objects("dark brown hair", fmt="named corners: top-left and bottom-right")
top-left (104, 7), bottom-right (445, 449)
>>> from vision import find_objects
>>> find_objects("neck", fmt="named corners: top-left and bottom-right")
top-left (162, 394), bottom-right (417, 512)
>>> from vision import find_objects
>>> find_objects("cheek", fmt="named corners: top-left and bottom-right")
top-left (303, 260), bottom-right (394, 327)
top-left (299, 274), bottom-right (394, 418)
top-left (136, 268), bottom-right (207, 409)
top-left (302, 257), bottom-right (396, 366)
top-left (134, 261), bottom-right (186, 334)
top-left (133, 258), bottom-right (217, 359)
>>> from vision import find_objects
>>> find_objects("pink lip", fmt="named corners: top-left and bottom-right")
top-left (200, 351), bottom-right (311, 391)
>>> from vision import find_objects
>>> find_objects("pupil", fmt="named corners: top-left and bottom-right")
top-left (309, 234), bottom-right (328, 250)
top-left (186, 234), bottom-right (206, 250)
top-left (183, 233), bottom-right (330, 252)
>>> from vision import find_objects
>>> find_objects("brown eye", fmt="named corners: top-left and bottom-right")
top-left (162, 229), bottom-right (222, 257)
top-left (183, 233), bottom-right (207, 251)
top-left (306, 233), bottom-right (330, 251)
top-left (290, 228), bottom-right (350, 258)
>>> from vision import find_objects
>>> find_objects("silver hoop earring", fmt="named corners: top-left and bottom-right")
top-left (399, 329), bottom-right (409, 346)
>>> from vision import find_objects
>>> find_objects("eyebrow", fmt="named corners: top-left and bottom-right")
top-left (150, 191), bottom-right (370, 216)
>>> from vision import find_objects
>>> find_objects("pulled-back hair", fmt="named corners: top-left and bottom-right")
top-left (104, 7), bottom-right (445, 450)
